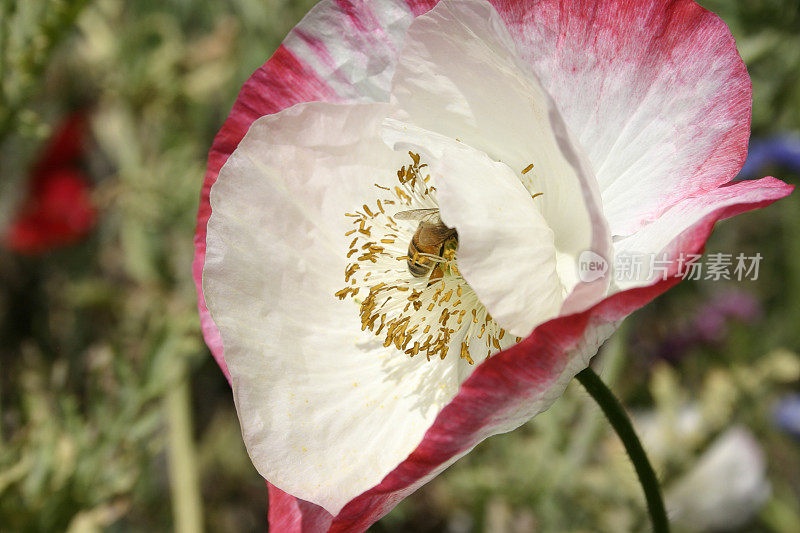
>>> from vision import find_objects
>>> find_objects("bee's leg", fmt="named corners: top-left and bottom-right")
top-left (426, 243), bottom-right (447, 286)
top-left (427, 265), bottom-right (444, 286)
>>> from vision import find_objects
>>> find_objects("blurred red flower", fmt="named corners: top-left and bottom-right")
top-left (4, 112), bottom-right (97, 255)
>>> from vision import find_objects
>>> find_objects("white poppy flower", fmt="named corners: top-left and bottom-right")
top-left (193, 0), bottom-right (792, 529)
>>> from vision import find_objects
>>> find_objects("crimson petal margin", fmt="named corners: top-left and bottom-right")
top-left (193, 45), bottom-right (343, 379)
top-left (193, 0), bottom-right (437, 378)
top-left (193, 0), bottom-right (793, 530)
top-left (491, 0), bottom-right (754, 237)
top-left (261, 180), bottom-right (791, 533)
top-left (193, 0), bottom-right (749, 408)
top-left (401, 0), bottom-right (754, 236)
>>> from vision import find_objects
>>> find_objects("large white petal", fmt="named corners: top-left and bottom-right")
top-left (390, 0), bottom-right (611, 312)
top-left (381, 119), bottom-right (564, 337)
top-left (204, 101), bottom-right (465, 515)
top-left (283, 0), bottom-right (418, 101)
top-left (502, 0), bottom-right (752, 237)
top-left (434, 146), bottom-right (564, 337)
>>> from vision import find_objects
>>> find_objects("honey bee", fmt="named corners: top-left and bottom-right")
top-left (394, 208), bottom-right (458, 277)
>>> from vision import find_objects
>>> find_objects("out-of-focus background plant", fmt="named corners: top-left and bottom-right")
top-left (0, 1), bottom-right (797, 531)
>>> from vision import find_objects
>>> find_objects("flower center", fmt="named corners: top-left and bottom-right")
top-left (336, 153), bottom-right (521, 364)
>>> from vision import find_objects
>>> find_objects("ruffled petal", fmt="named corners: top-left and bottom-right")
top-left (326, 282), bottom-right (662, 531)
top-left (285, 0), bottom-right (417, 100)
top-left (194, 0), bottom-right (428, 378)
top-left (390, 0), bottom-right (611, 313)
top-left (268, 485), bottom-right (332, 532)
top-left (613, 177), bottom-right (793, 289)
top-left (205, 101), bottom-right (477, 515)
top-left (435, 146), bottom-right (564, 337)
top-left (194, 44), bottom-right (343, 379)
top-left (494, 0), bottom-right (753, 237)
top-left (192, 1), bottom-right (794, 530)
top-left (321, 180), bottom-right (790, 530)
top-left (382, 117), bottom-right (564, 336)
top-left (191, 3), bottom-right (430, 521)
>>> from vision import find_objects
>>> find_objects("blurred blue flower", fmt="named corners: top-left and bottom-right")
top-left (774, 394), bottom-right (800, 440)
top-left (739, 135), bottom-right (800, 177)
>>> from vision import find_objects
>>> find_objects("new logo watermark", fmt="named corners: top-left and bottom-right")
top-left (577, 251), bottom-right (762, 283)
top-left (577, 251), bottom-right (609, 282)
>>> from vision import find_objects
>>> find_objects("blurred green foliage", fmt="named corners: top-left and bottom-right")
top-left (0, 0), bottom-right (798, 531)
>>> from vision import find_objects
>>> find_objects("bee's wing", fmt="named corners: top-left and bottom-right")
top-left (393, 208), bottom-right (440, 221)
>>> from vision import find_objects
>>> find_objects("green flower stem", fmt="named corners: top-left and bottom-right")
top-left (576, 366), bottom-right (670, 533)
top-left (559, 323), bottom-right (628, 485)
top-left (165, 365), bottom-right (204, 533)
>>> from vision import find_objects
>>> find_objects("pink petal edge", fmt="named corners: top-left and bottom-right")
top-left (193, 44), bottom-right (342, 381)
top-left (267, 177), bottom-right (793, 533)
top-left (495, 0), bottom-right (753, 236)
top-left (192, 1), bottom-right (793, 530)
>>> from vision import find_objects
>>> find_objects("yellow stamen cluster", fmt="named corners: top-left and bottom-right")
top-left (336, 153), bottom-right (522, 364)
